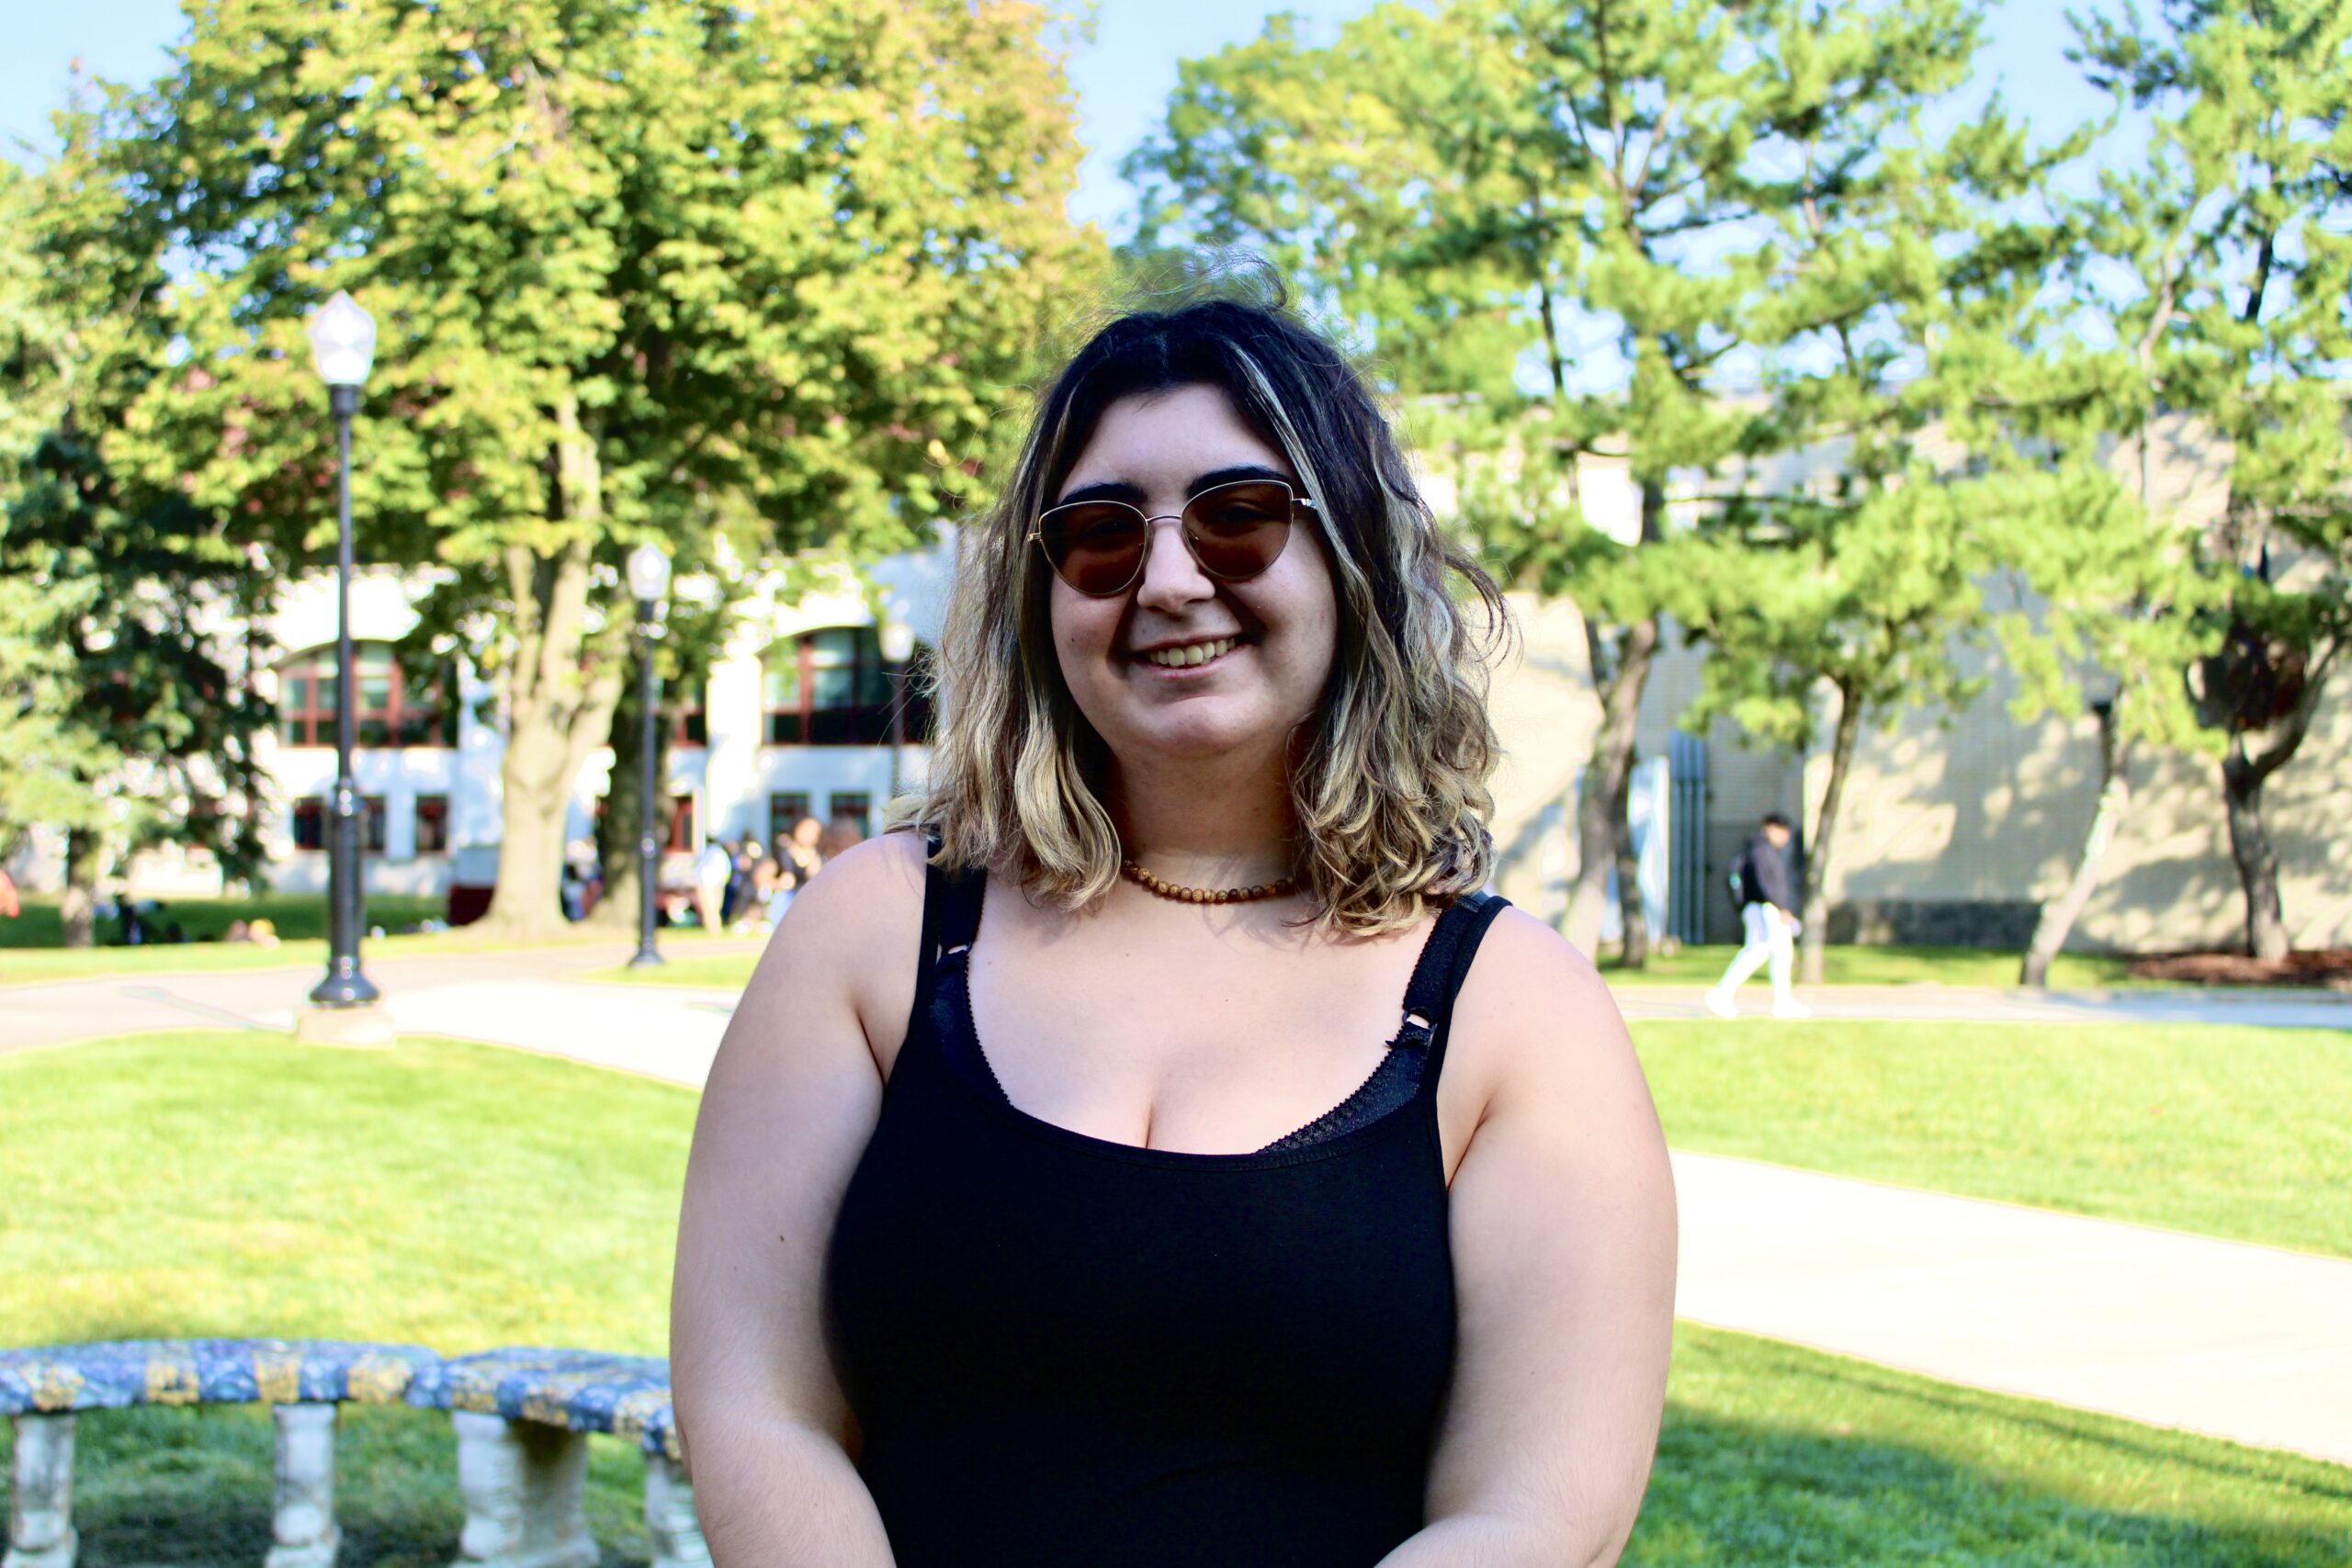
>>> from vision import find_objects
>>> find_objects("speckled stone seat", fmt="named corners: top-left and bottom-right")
top-left (0, 1338), bottom-right (445, 1420)
top-left (1, 1340), bottom-right (706, 1568)
top-left (435, 1347), bottom-right (683, 1462)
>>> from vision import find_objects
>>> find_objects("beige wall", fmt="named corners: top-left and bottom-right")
top-left (1479, 590), bottom-right (2352, 953)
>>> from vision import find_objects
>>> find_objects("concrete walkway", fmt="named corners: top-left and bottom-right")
top-left (0, 940), bottom-right (762, 1057)
top-left (1674, 1152), bottom-right (2352, 1466)
top-left (6, 957), bottom-right (2349, 1468)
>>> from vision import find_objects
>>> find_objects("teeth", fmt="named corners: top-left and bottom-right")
top-left (1140, 637), bottom-right (1236, 668)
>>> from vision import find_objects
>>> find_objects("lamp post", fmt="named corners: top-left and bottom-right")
top-left (627, 543), bottom-right (673, 968)
top-left (306, 291), bottom-right (379, 1011)
top-left (879, 620), bottom-right (915, 800)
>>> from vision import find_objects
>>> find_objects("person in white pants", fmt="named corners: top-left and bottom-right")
top-left (1706, 812), bottom-right (1812, 1021)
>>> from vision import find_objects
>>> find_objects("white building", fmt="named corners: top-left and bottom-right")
top-left (55, 540), bottom-right (956, 910)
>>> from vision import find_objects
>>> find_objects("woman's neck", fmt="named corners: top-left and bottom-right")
top-left (1108, 747), bottom-right (1294, 888)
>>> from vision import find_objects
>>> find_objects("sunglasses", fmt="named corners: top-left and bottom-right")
top-left (1029, 478), bottom-right (1316, 598)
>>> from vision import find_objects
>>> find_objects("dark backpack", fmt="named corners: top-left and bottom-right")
top-left (1725, 850), bottom-right (1751, 909)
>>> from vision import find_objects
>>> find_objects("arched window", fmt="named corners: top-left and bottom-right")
top-left (762, 626), bottom-right (929, 746)
top-left (278, 643), bottom-right (453, 748)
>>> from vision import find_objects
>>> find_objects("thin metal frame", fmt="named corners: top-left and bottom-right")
top-left (1028, 479), bottom-right (1317, 597)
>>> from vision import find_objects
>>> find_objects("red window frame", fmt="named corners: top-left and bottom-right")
top-left (762, 627), bottom-right (927, 747)
top-left (277, 644), bottom-right (453, 748)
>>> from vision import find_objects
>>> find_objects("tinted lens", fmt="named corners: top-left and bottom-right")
top-left (1182, 480), bottom-right (1295, 581)
top-left (1038, 502), bottom-right (1148, 595)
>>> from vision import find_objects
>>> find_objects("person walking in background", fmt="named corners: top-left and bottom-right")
top-left (1706, 811), bottom-right (1812, 1020)
top-left (0, 863), bottom-right (18, 922)
top-left (694, 836), bottom-right (732, 932)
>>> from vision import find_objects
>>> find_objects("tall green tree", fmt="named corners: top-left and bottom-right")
top-left (2070, 0), bottom-right (2352, 960)
top-left (1662, 82), bottom-right (2080, 985)
top-left (102, 0), bottom-right (1093, 940)
top-left (1, 127), bottom-right (275, 946)
top-left (1130, 0), bottom-right (2037, 972)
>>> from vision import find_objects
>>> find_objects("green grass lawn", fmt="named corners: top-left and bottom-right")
top-left (587, 941), bottom-right (2151, 993)
top-left (1, 1030), bottom-right (2346, 1563)
top-left (1600, 942), bottom-right (2143, 989)
top-left (1635, 1019), bottom-right (2352, 1258)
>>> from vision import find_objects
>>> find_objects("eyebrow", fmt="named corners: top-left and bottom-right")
top-left (1054, 464), bottom-right (1298, 510)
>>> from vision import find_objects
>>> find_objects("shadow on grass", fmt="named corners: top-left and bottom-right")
top-left (1639, 1348), bottom-right (2350, 1566)
top-left (0, 1404), bottom-right (654, 1567)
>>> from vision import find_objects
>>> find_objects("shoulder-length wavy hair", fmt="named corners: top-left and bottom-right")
top-left (909, 287), bottom-right (1506, 935)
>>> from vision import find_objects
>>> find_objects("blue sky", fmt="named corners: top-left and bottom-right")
top-left (2, 0), bottom-right (2114, 234)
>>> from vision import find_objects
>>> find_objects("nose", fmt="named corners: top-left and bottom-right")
top-left (1132, 514), bottom-right (1214, 613)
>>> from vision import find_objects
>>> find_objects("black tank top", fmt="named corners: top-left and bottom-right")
top-left (824, 857), bottom-right (1510, 1568)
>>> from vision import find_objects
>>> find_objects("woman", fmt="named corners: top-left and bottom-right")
top-left (672, 292), bottom-right (1677, 1566)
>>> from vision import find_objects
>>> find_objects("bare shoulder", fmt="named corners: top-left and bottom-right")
top-left (1446, 905), bottom-right (1643, 1128)
top-left (735, 829), bottom-right (932, 1072)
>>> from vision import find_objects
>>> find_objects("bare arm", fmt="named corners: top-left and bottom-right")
top-left (1379, 911), bottom-right (1679, 1568)
top-left (670, 833), bottom-right (928, 1565)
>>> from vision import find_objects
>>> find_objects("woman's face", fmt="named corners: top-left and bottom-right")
top-left (1046, 383), bottom-right (1339, 772)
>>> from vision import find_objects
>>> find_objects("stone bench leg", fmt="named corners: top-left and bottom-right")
top-left (265, 1403), bottom-right (339, 1568)
top-left (449, 1412), bottom-right (596, 1568)
top-left (5, 1413), bottom-right (75, 1568)
top-left (642, 1452), bottom-right (707, 1568)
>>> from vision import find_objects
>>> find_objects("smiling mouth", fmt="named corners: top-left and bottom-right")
top-left (1134, 636), bottom-right (1241, 670)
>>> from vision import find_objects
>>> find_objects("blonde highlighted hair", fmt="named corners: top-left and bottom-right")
top-left (907, 284), bottom-right (1505, 934)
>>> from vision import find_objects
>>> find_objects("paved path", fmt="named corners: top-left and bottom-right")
top-left (6, 959), bottom-right (2349, 1468)
top-left (1674, 1152), bottom-right (2352, 1467)
top-left (0, 940), bottom-right (763, 1057)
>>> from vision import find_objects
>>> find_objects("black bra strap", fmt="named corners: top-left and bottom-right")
top-left (1391, 892), bottom-right (1510, 1055)
top-left (913, 830), bottom-right (985, 956)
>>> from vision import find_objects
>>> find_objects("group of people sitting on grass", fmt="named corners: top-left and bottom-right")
top-left (686, 812), bottom-right (865, 934)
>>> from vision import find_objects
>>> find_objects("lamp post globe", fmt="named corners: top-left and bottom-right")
top-left (627, 543), bottom-right (673, 968)
top-left (304, 290), bottom-right (379, 1010)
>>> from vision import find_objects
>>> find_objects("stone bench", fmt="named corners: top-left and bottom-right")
top-left (1, 1339), bottom-right (707, 1568)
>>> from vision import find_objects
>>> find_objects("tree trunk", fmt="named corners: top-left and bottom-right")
top-left (1611, 748), bottom-right (1649, 966)
top-left (60, 827), bottom-right (105, 949)
top-left (1565, 480), bottom-right (1666, 958)
top-left (591, 646), bottom-right (673, 931)
top-left (1797, 681), bottom-right (1863, 987)
top-left (2222, 744), bottom-right (2290, 961)
top-left (1565, 615), bottom-right (1659, 957)
top-left (2019, 698), bottom-right (2131, 988)
top-left (479, 395), bottom-right (629, 943)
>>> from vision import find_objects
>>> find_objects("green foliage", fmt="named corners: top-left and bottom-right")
top-left (69, 0), bottom-right (1097, 931)
top-left (0, 129), bottom-right (275, 882)
top-left (2068, 0), bottom-right (2352, 742)
top-left (2059, 1), bottom-right (2352, 955)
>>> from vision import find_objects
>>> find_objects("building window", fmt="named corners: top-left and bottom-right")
top-left (290, 795), bottom-right (387, 852)
top-left (828, 792), bottom-right (873, 838)
top-left (667, 794), bottom-right (696, 853)
top-left (277, 643), bottom-right (453, 748)
top-left (762, 627), bottom-right (927, 746)
top-left (769, 791), bottom-right (811, 845)
top-left (415, 794), bottom-right (450, 854)
top-left (673, 684), bottom-right (708, 748)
